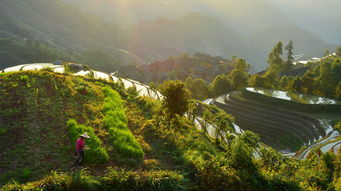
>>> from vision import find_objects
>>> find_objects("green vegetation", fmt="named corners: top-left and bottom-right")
top-left (284, 41), bottom-right (294, 72)
top-left (184, 78), bottom-right (209, 100)
top-left (0, 71), bottom-right (142, 185)
top-left (103, 87), bottom-right (144, 158)
top-left (336, 46), bottom-right (341, 57)
top-left (1, 69), bottom-right (341, 190)
top-left (101, 168), bottom-right (185, 191)
top-left (251, 42), bottom-right (341, 100)
top-left (181, 42), bottom-right (341, 102)
top-left (181, 57), bottom-right (250, 100)
top-left (67, 119), bottom-right (109, 163)
top-left (268, 41), bottom-right (284, 67)
top-left (125, 53), bottom-right (235, 84)
top-left (1, 168), bottom-right (185, 191)
top-left (159, 80), bottom-right (191, 117)
top-left (280, 56), bottom-right (341, 99)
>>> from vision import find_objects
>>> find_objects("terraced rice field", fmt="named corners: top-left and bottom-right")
top-left (209, 88), bottom-right (341, 155)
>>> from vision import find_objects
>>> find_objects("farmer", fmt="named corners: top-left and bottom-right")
top-left (74, 132), bottom-right (90, 166)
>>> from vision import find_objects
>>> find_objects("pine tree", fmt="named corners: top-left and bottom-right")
top-left (284, 41), bottom-right (294, 72)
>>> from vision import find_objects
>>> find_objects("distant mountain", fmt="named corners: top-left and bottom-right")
top-left (265, 0), bottom-right (341, 44)
top-left (0, 0), bottom-right (144, 70)
top-left (62, 0), bottom-right (295, 32)
top-left (249, 25), bottom-right (327, 58)
top-left (66, 0), bottom-right (340, 45)
top-left (0, 0), bottom-right (331, 72)
top-left (121, 13), bottom-right (264, 69)
top-left (62, 0), bottom-right (330, 71)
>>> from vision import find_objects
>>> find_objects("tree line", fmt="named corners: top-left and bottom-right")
top-left (183, 41), bottom-right (341, 100)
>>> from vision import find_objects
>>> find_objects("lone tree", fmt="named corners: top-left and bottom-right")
top-left (209, 75), bottom-right (232, 97)
top-left (228, 58), bottom-right (249, 90)
top-left (268, 41), bottom-right (283, 67)
top-left (160, 80), bottom-right (191, 118)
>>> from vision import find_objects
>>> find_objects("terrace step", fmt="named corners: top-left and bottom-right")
top-left (211, 91), bottom-right (327, 152)
top-left (214, 101), bottom-right (307, 150)
top-left (235, 120), bottom-right (294, 150)
top-left (232, 91), bottom-right (326, 136)
top-left (222, 97), bottom-right (319, 140)
top-left (227, 91), bottom-right (326, 137)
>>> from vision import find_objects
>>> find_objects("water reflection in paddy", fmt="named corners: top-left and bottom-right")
top-left (246, 87), bottom-right (340, 105)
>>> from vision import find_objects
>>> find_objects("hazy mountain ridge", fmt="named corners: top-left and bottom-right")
top-left (0, 0), bottom-right (332, 72)
top-left (265, 0), bottom-right (341, 44)
top-left (122, 13), bottom-right (265, 68)
top-left (61, 0), bottom-right (330, 70)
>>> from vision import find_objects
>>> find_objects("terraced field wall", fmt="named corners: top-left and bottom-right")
top-left (241, 88), bottom-right (341, 113)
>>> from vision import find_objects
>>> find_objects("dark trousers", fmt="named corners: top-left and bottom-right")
top-left (74, 150), bottom-right (84, 166)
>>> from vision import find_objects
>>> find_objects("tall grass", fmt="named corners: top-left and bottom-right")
top-left (69, 169), bottom-right (100, 191)
top-left (67, 119), bottom-right (109, 163)
top-left (2, 169), bottom-right (185, 191)
top-left (103, 87), bottom-right (144, 158)
top-left (102, 168), bottom-right (186, 191)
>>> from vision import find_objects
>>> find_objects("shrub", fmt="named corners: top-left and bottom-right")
top-left (41, 67), bottom-right (54, 72)
top-left (0, 126), bottom-right (7, 135)
top-left (101, 168), bottom-right (186, 191)
top-left (136, 96), bottom-right (161, 119)
top-left (67, 119), bottom-right (109, 164)
top-left (334, 121), bottom-right (341, 132)
top-left (159, 80), bottom-right (191, 117)
top-left (103, 87), bottom-right (144, 158)
top-left (68, 169), bottom-right (100, 191)
top-left (0, 168), bottom-right (33, 185)
top-left (21, 168), bottom-right (32, 182)
top-left (335, 177), bottom-right (341, 191)
top-left (143, 159), bottom-right (161, 170)
top-left (38, 171), bottom-right (68, 191)
top-left (1, 180), bottom-right (23, 191)
top-left (2, 170), bottom-right (100, 191)
top-left (195, 159), bottom-right (242, 190)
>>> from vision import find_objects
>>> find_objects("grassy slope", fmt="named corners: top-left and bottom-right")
top-left (0, 71), bottom-right (146, 184)
top-left (0, 71), bottom-right (106, 183)
top-left (0, 71), bottom-right (189, 188)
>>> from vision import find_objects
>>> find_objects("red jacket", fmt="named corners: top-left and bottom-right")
top-left (76, 138), bottom-right (85, 151)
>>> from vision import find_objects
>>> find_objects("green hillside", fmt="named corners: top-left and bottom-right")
top-left (1, 70), bottom-right (341, 190)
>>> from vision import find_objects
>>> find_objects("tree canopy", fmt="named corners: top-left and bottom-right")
top-left (160, 80), bottom-right (191, 117)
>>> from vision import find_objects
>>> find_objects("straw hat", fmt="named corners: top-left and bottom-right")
top-left (80, 132), bottom-right (90, 139)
